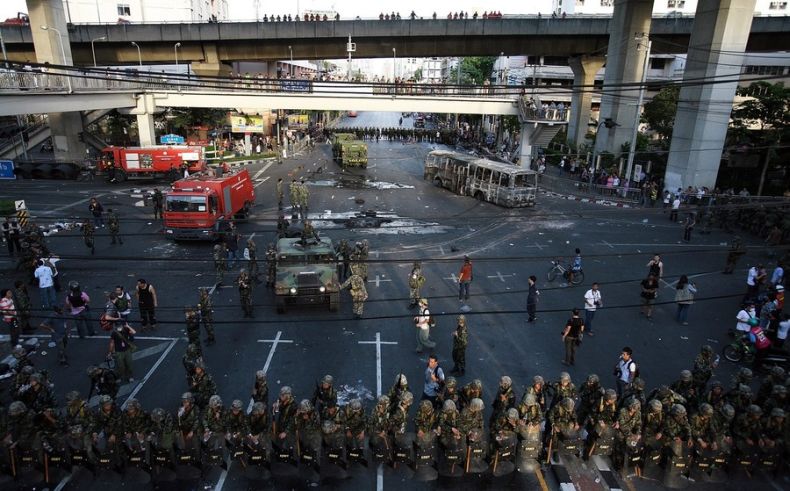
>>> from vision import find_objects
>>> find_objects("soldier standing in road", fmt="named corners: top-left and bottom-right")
top-left (152, 188), bottom-right (164, 220)
top-left (82, 220), bottom-right (96, 255)
top-left (692, 345), bottom-right (718, 393)
top-left (197, 288), bottom-right (216, 345)
top-left (451, 315), bottom-right (468, 376)
top-left (299, 179), bottom-right (310, 217)
top-left (185, 307), bottom-right (202, 354)
top-left (237, 268), bottom-right (254, 318)
top-left (265, 243), bottom-right (277, 288)
top-left (246, 237), bottom-right (260, 283)
top-left (335, 239), bottom-right (352, 281)
top-left (273, 386), bottom-right (298, 456)
top-left (189, 361), bottom-right (218, 409)
top-left (252, 370), bottom-right (269, 405)
top-left (350, 244), bottom-right (368, 282)
top-left (340, 271), bottom-right (368, 318)
top-left (723, 237), bottom-right (745, 274)
top-left (13, 280), bottom-right (32, 333)
top-left (277, 215), bottom-right (290, 238)
top-left (276, 178), bottom-right (284, 208)
top-left (182, 343), bottom-right (203, 383)
top-left (408, 261), bottom-right (426, 308)
top-left (107, 208), bottom-right (123, 245)
top-left (213, 243), bottom-right (227, 286)
top-left (527, 275), bottom-right (539, 322)
top-left (289, 179), bottom-right (299, 215)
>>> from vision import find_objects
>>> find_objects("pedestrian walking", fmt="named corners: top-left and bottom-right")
top-left (458, 256), bottom-right (473, 302)
top-left (526, 275), bottom-right (539, 322)
top-left (152, 188), bottom-right (164, 220)
top-left (614, 347), bottom-right (637, 396)
top-left (646, 254), bottom-right (663, 279)
top-left (414, 298), bottom-right (436, 353)
top-left (114, 285), bottom-right (132, 321)
top-left (451, 315), bottom-right (467, 375)
top-left (225, 229), bottom-right (241, 268)
top-left (583, 282), bottom-right (602, 336)
top-left (197, 287), bottom-right (216, 345)
top-left (88, 197), bottom-right (104, 228)
top-left (422, 354), bottom-right (445, 406)
top-left (34, 259), bottom-right (57, 309)
top-left (674, 275), bottom-right (696, 325)
top-left (408, 261), bottom-right (426, 308)
top-left (276, 178), bottom-right (284, 208)
top-left (2, 216), bottom-right (22, 256)
top-left (135, 278), bottom-right (157, 331)
top-left (66, 281), bottom-right (94, 338)
top-left (561, 308), bottom-right (584, 366)
top-left (237, 269), bottom-right (254, 318)
top-left (108, 318), bottom-right (136, 383)
top-left (746, 264), bottom-right (764, 300)
top-left (682, 213), bottom-right (695, 242)
top-left (107, 209), bottom-right (123, 245)
top-left (0, 288), bottom-right (20, 346)
top-left (214, 243), bottom-right (227, 286)
top-left (669, 195), bottom-right (681, 222)
top-left (639, 273), bottom-right (659, 320)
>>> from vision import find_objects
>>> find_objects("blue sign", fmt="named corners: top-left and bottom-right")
top-left (0, 160), bottom-right (15, 180)
top-left (160, 134), bottom-right (185, 145)
top-left (280, 80), bottom-right (311, 93)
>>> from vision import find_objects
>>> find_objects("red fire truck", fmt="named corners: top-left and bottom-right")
top-left (99, 146), bottom-right (207, 182)
top-left (164, 169), bottom-right (255, 240)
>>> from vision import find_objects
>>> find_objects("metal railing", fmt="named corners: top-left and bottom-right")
top-left (538, 173), bottom-right (643, 203)
top-left (518, 96), bottom-right (569, 123)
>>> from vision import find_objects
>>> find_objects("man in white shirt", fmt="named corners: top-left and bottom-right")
top-left (669, 196), bottom-right (681, 222)
top-left (770, 263), bottom-right (784, 287)
top-left (414, 298), bottom-right (436, 353)
top-left (736, 302), bottom-right (756, 333)
top-left (583, 283), bottom-right (602, 336)
top-left (34, 259), bottom-right (56, 309)
top-left (746, 265), bottom-right (762, 299)
top-left (776, 314), bottom-right (789, 348)
top-left (615, 347), bottom-right (637, 396)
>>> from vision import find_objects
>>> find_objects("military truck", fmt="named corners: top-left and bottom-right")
top-left (331, 133), bottom-right (356, 161)
top-left (337, 140), bottom-right (368, 168)
top-left (274, 236), bottom-right (340, 313)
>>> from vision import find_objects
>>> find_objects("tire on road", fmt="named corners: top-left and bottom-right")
top-left (723, 344), bottom-right (743, 363)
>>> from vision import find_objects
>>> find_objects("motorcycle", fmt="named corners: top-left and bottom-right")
top-left (723, 336), bottom-right (790, 371)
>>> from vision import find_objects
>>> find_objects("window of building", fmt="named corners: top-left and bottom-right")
top-left (117, 4), bottom-right (131, 16)
top-left (769, 1), bottom-right (787, 9)
top-left (576, 0), bottom-right (585, 5)
top-left (650, 58), bottom-right (666, 70)
top-left (667, 0), bottom-right (685, 7)
top-left (600, 0), bottom-right (614, 6)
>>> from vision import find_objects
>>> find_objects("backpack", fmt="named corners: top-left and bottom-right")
top-left (99, 314), bottom-right (113, 331)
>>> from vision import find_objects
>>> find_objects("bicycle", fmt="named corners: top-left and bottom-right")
top-left (547, 259), bottom-right (584, 286)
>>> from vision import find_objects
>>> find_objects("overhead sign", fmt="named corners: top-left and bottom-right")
top-left (160, 134), bottom-right (185, 145)
top-left (287, 114), bottom-right (309, 129)
top-left (230, 114), bottom-right (265, 133)
top-left (280, 80), bottom-right (311, 93)
top-left (15, 200), bottom-right (26, 211)
top-left (0, 160), bottom-right (15, 180)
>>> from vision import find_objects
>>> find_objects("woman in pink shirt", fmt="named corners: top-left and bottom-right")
top-left (0, 288), bottom-right (19, 346)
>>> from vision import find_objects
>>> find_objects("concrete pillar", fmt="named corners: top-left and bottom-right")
top-left (27, 0), bottom-right (87, 161)
top-left (134, 94), bottom-right (157, 146)
top-left (567, 55), bottom-right (605, 148)
top-left (594, 0), bottom-right (652, 156)
top-left (191, 44), bottom-right (233, 78)
top-left (664, 0), bottom-right (757, 192)
top-left (519, 124), bottom-right (535, 168)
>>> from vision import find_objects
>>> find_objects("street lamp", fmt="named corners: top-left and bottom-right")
top-left (392, 48), bottom-right (397, 81)
top-left (288, 45), bottom-right (293, 77)
top-left (91, 35), bottom-right (106, 67)
top-left (589, 117), bottom-right (618, 189)
top-left (40, 25), bottom-right (72, 92)
top-left (624, 34), bottom-right (652, 186)
top-left (130, 41), bottom-right (142, 67)
top-left (174, 42), bottom-right (181, 89)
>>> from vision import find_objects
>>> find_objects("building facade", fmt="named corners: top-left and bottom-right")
top-left (60, 0), bottom-right (229, 23)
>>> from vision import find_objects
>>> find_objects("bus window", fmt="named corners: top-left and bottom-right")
top-left (513, 174), bottom-right (526, 187)
top-left (491, 171), bottom-right (501, 186)
top-left (481, 169), bottom-right (491, 182)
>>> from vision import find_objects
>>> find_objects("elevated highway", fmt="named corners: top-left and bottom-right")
top-left (1, 16), bottom-right (788, 66)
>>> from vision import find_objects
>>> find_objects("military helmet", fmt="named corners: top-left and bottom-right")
top-left (442, 400), bottom-right (456, 412)
top-left (507, 408), bottom-right (519, 420)
top-left (471, 379), bottom-right (482, 390)
top-left (65, 390), bottom-right (81, 403)
top-left (710, 380), bottom-right (723, 390)
top-left (670, 404), bottom-right (686, 416)
top-left (648, 399), bottom-right (663, 413)
top-left (322, 374), bottom-right (334, 385)
top-left (500, 375), bottom-right (512, 388)
top-left (99, 395), bottom-right (113, 406)
top-left (657, 385), bottom-right (671, 398)
top-left (126, 398), bottom-right (141, 411)
top-left (533, 375), bottom-right (544, 386)
top-left (322, 420), bottom-right (336, 434)
top-left (561, 398), bottom-right (575, 411)
top-left (299, 399), bottom-right (313, 412)
top-left (400, 391), bottom-right (414, 405)
top-left (586, 374), bottom-right (600, 385)
top-left (181, 392), bottom-right (194, 402)
top-left (29, 372), bottom-right (41, 383)
top-left (470, 398), bottom-right (484, 412)
top-left (747, 404), bottom-right (762, 416)
top-left (256, 370), bottom-right (266, 379)
top-left (771, 408), bottom-right (785, 418)
top-left (419, 400), bottom-right (433, 412)
top-left (604, 389), bottom-right (617, 402)
top-left (680, 370), bottom-right (692, 382)
top-left (252, 402), bottom-right (266, 415)
top-left (8, 401), bottom-right (27, 416)
top-left (21, 365), bottom-right (33, 376)
top-left (394, 374), bottom-right (408, 386)
top-left (186, 343), bottom-right (199, 355)
top-left (350, 399), bottom-right (363, 411)
top-left (560, 372), bottom-right (571, 383)
top-left (86, 365), bottom-right (100, 377)
top-left (627, 397), bottom-right (641, 410)
top-left (12, 346), bottom-right (26, 357)
top-left (377, 395), bottom-right (390, 406)
top-left (445, 376), bottom-right (457, 389)
top-left (699, 403), bottom-right (714, 416)
top-left (279, 386), bottom-right (293, 397)
top-left (231, 399), bottom-right (244, 410)
top-left (771, 366), bottom-right (786, 379)
top-left (773, 385), bottom-right (787, 396)
top-left (68, 280), bottom-right (80, 291)
top-left (737, 367), bottom-right (753, 381)
top-left (633, 377), bottom-right (646, 391)
top-left (721, 404), bottom-right (736, 419)
top-left (701, 344), bottom-right (713, 355)
top-left (151, 408), bottom-right (166, 423)
top-left (193, 359), bottom-right (206, 371)
top-left (523, 393), bottom-right (537, 406)
top-left (208, 395), bottom-right (223, 408)
top-left (738, 384), bottom-right (752, 396)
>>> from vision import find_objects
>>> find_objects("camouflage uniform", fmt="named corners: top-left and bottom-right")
top-left (13, 283), bottom-right (32, 331)
top-left (642, 400), bottom-right (665, 450)
top-left (725, 384), bottom-right (753, 414)
top-left (335, 239), bottom-right (352, 281)
top-left (732, 405), bottom-right (763, 453)
top-left (82, 221), bottom-right (95, 255)
top-left (246, 238), bottom-right (259, 281)
top-left (344, 400), bottom-right (367, 451)
top-left (152, 189), bottom-right (164, 220)
top-left (185, 307), bottom-right (202, 353)
top-left (490, 376), bottom-right (516, 425)
top-left (149, 408), bottom-right (175, 461)
top-left (451, 315), bottom-right (468, 375)
top-left (761, 408), bottom-right (786, 451)
top-left (197, 288), bottom-right (216, 344)
top-left (213, 244), bottom-right (227, 284)
top-left (691, 345), bottom-right (717, 391)
top-left (689, 404), bottom-right (716, 449)
top-left (350, 248), bottom-right (367, 281)
top-left (265, 244), bottom-right (277, 288)
top-left (647, 385), bottom-right (686, 415)
top-left (19, 374), bottom-right (56, 414)
top-left (93, 397), bottom-right (123, 460)
top-left (252, 371), bottom-right (269, 406)
top-left (761, 385), bottom-right (788, 414)
top-left (300, 220), bottom-right (319, 246)
top-left (387, 375), bottom-right (409, 415)
top-left (548, 398), bottom-right (578, 441)
top-left (703, 381), bottom-right (726, 410)
top-left (670, 370), bottom-right (698, 408)
top-left (588, 389), bottom-right (618, 435)
top-left (438, 377), bottom-right (460, 408)
top-left (175, 393), bottom-right (202, 456)
top-left (247, 402), bottom-right (271, 458)
top-left (368, 396), bottom-right (391, 455)
top-left (756, 367), bottom-right (786, 405)
top-left (121, 399), bottom-right (150, 456)
top-left (437, 400), bottom-right (463, 449)
top-left (190, 365), bottom-right (218, 410)
top-left (661, 404), bottom-right (692, 457)
top-left (388, 392), bottom-right (413, 438)
top-left (312, 375), bottom-right (338, 416)
top-left (518, 393), bottom-right (545, 428)
top-left (459, 398), bottom-right (485, 437)
top-left (523, 376), bottom-right (547, 413)
top-left (408, 262), bottom-right (425, 307)
top-left (298, 180), bottom-right (310, 215)
top-left (340, 272), bottom-right (368, 317)
top-left (414, 400), bottom-right (437, 439)
top-left (550, 372), bottom-right (578, 409)
top-left (201, 396), bottom-right (227, 455)
top-left (182, 343), bottom-right (203, 385)
top-left (289, 180), bottom-right (299, 213)
top-left (237, 269), bottom-right (254, 318)
top-left (5, 402), bottom-right (38, 456)
top-left (108, 211), bottom-right (122, 245)
top-left (273, 388), bottom-right (298, 451)
top-left (578, 375), bottom-right (605, 425)
top-left (460, 379), bottom-right (483, 411)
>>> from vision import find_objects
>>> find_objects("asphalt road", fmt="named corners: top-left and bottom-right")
top-left (0, 127), bottom-right (783, 491)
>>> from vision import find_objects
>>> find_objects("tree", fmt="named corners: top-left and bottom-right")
top-left (413, 67), bottom-right (423, 81)
top-left (730, 81), bottom-right (790, 195)
top-left (447, 57), bottom-right (496, 85)
top-left (641, 85), bottom-right (679, 144)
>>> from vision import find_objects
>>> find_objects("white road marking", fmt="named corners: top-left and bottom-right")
top-left (121, 338), bottom-right (179, 409)
top-left (252, 161), bottom-right (274, 179)
top-left (533, 242), bottom-right (544, 251)
top-left (131, 341), bottom-right (170, 361)
top-left (42, 194), bottom-right (108, 214)
top-left (251, 331), bottom-right (294, 412)
top-left (438, 245), bottom-right (445, 255)
top-left (660, 278), bottom-right (675, 290)
top-left (53, 475), bottom-right (71, 491)
top-left (367, 275), bottom-right (392, 287)
top-left (487, 272), bottom-right (515, 282)
top-left (600, 240), bottom-right (614, 249)
top-left (254, 176), bottom-right (271, 188)
top-left (445, 273), bottom-right (459, 283)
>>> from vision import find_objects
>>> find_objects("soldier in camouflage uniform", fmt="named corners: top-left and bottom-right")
top-left (265, 243), bottom-right (277, 288)
top-left (225, 400), bottom-right (250, 447)
top-left (414, 399), bottom-right (437, 440)
top-left (437, 399), bottom-right (464, 452)
top-left (4, 401), bottom-right (38, 465)
top-left (387, 374), bottom-right (409, 415)
top-left (247, 402), bottom-right (271, 463)
top-left (175, 392), bottom-right (202, 462)
top-left (388, 391), bottom-right (414, 454)
top-left (107, 209), bottom-right (123, 245)
top-left (647, 385), bottom-right (686, 415)
top-left (729, 367), bottom-right (753, 390)
top-left (121, 398), bottom-right (150, 462)
top-left (550, 372), bottom-right (578, 409)
top-left (578, 374), bottom-right (605, 425)
top-left (613, 398), bottom-right (642, 468)
top-left (185, 307), bottom-right (202, 353)
top-left (289, 179), bottom-right (299, 215)
top-left (690, 403), bottom-right (717, 453)
top-left (757, 366), bottom-right (786, 406)
top-left (213, 243), bottom-right (227, 285)
top-left (335, 239), bottom-right (352, 281)
top-left (273, 386), bottom-right (298, 456)
top-left (64, 391), bottom-right (93, 439)
top-left (712, 404), bottom-right (735, 457)
top-left (350, 246), bottom-right (368, 282)
top-left (312, 374), bottom-right (337, 415)
top-left (340, 271), bottom-right (368, 318)
top-left (548, 398), bottom-right (579, 447)
top-left (460, 379), bottom-right (483, 411)
top-left (246, 237), bottom-right (260, 283)
top-left (703, 381), bottom-right (726, 410)
top-left (408, 261), bottom-right (426, 308)
top-left (368, 395), bottom-right (391, 460)
top-left (82, 220), bottom-right (95, 255)
top-left (92, 395), bottom-right (123, 466)
top-left (438, 376), bottom-right (460, 408)
top-left (518, 392), bottom-right (545, 429)
top-left (300, 220), bottom-right (319, 246)
top-left (692, 345), bottom-right (718, 392)
top-left (252, 370), bottom-right (269, 406)
top-left (19, 372), bottom-right (56, 414)
top-left (586, 389), bottom-right (618, 453)
top-left (344, 399), bottom-right (367, 459)
top-left (197, 288), bottom-right (216, 345)
top-left (201, 395), bottom-right (227, 463)
top-left (182, 343), bottom-right (203, 386)
top-left (189, 362), bottom-right (218, 410)
top-left (37, 405), bottom-right (65, 463)
top-left (670, 370), bottom-right (698, 408)
top-left (490, 376), bottom-right (516, 426)
top-left (761, 408), bottom-right (786, 456)
top-left (237, 268), bottom-right (254, 318)
top-left (661, 404), bottom-right (692, 461)
top-left (298, 179), bottom-right (310, 217)
top-left (725, 384), bottom-right (753, 414)
top-left (451, 315), bottom-right (468, 376)
top-left (733, 404), bottom-right (764, 456)
top-left (523, 375), bottom-right (547, 413)
top-left (761, 385), bottom-right (788, 414)
top-left (149, 407), bottom-right (176, 465)
top-left (13, 281), bottom-right (32, 332)
top-left (460, 398), bottom-right (485, 441)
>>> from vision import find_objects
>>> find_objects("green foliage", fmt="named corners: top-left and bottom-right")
top-left (448, 57), bottom-right (497, 85)
top-left (163, 108), bottom-right (228, 133)
top-left (641, 85), bottom-right (679, 143)
top-left (413, 68), bottom-right (423, 81)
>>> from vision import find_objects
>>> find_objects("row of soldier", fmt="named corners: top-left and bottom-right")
top-left (329, 127), bottom-right (456, 144)
top-left (3, 344), bottom-right (788, 480)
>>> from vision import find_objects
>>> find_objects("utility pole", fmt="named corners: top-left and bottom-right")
top-left (346, 35), bottom-right (355, 81)
top-left (625, 34), bottom-right (651, 185)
